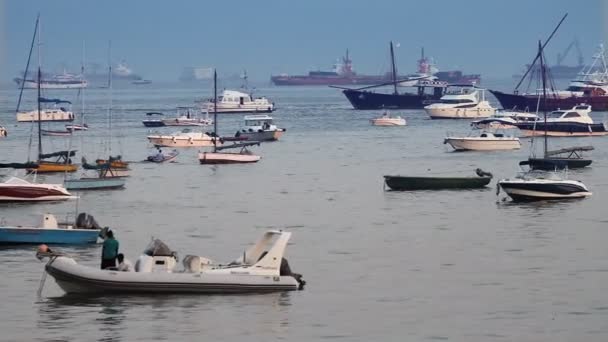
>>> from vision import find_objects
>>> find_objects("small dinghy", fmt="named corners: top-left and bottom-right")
top-left (0, 213), bottom-right (107, 245)
top-left (146, 149), bottom-right (179, 163)
top-left (370, 111), bottom-right (406, 126)
top-left (38, 230), bottom-right (305, 294)
top-left (384, 168), bottom-right (492, 191)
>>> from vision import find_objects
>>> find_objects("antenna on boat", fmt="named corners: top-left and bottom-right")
top-left (213, 69), bottom-right (218, 153)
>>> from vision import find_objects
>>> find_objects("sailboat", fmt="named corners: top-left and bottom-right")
top-left (18, 16), bottom-right (78, 173)
top-left (66, 42), bottom-right (89, 133)
top-left (519, 41), bottom-right (593, 170)
top-left (92, 42), bottom-right (130, 174)
top-left (498, 41), bottom-right (592, 201)
top-left (331, 41), bottom-right (447, 109)
top-left (198, 71), bottom-right (261, 164)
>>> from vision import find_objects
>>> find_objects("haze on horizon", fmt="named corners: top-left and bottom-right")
top-left (1, 0), bottom-right (606, 83)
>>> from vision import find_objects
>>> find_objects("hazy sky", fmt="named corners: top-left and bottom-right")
top-left (2, 0), bottom-right (606, 81)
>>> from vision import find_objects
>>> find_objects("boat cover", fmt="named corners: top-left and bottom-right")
top-left (39, 150), bottom-right (76, 159)
top-left (143, 239), bottom-right (175, 257)
top-left (545, 145), bottom-right (594, 156)
top-left (39, 97), bottom-right (72, 104)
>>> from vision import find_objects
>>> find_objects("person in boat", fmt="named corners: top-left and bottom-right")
top-left (116, 253), bottom-right (133, 272)
top-left (101, 230), bottom-right (119, 269)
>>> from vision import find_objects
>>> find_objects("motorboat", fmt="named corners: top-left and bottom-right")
top-left (147, 129), bottom-right (220, 148)
top-left (39, 230), bottom-right (305, 294)
top-left (384, 169), bottom-right (492, 191)
top-left (65, 123), bottom-right (88, 132)
top-left (198, 90), bottom-right (275, 114)
top-left (142, 112), bottom-right (165, 127)
top-left (0, 176), bottom-right (76, 202)
top-left (235, 115), bottom-right (286, 141)
top-left (514, 104), bottom-right (608, 136)
top-left (0, 213), bottom-right (106, 244)
top-left (471, 110), bottom-right (538, 129)
top-left (424, 86), bottom-right (496, 119)
top-left (497, 171), bottom-right (592, 201)
top-left (146, 149), bottom-right (179, 163)
top-left (370, 111), bottom-right (407, 126)
top-left (444, 131), bottom-right (521, 151)
top-left (162, 107), bottom-right (212, 127)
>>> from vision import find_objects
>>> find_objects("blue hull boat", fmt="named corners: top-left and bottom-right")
top-left (65, 177), bottom-right (126, 190)
top-left (0, 227), bottom-right (100, 244)
top-left (0, 213), bottom-right (106, 245)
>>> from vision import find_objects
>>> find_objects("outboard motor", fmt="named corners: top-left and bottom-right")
top-left (182, 255), bottom-right (213, 273)
top-left (75, 213), bottom-right (102, 230)
top-left (280, 258), bottom-right (306, 290)
top-left (135, 239), bottom-right (178, 273)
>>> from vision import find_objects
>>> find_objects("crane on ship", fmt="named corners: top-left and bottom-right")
top-left (556, 38), bottom-right (584, 67)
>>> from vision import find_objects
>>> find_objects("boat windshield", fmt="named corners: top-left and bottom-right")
top-left (441, 99), bottom-right (474, 104)
top-left (142, 239), bottom-right (174, 257)
top-left (548, 111), bottom-right (566, 118)
top-left (245, 119), bottom-right (272, 126)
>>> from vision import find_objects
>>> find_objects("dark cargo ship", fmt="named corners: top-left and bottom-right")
top-left (270, 50), bottom-right (392, 86)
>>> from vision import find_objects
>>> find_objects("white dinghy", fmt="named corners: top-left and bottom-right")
top-left (39, 230), bottom-right (305, 294)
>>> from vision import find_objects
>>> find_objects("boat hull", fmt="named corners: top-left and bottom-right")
top-left (384, 175), bottom-right (492, 191)
top-left (28, 162), bottom-right (78, 173)
top-left (0, 186), bottom-right (73, 202)
top-left (498, 180), bottom-right (592, 201)
top-left (17, 110), bottom-right (74, 122)
top-left (64, 178), bottom-right (126, 190)
top-left (142, 120), bottom-right (165, 127)
top-left (425, 107), bottom-right (495, 119)
top-left (0, 227), bottom-right (99, 244)
top-left (370, 118), bottom-right (406, 126)
top-left (46, 257), bottom-right (299, 294)
top-left (237, 130), bottom-right (284, 141)
top-left (445, 138), bottom-right (521, 151)
top-left (198, 152), bottom-right (261, 164)
top-left (489, 90), bottom-right (608, 111)
top-left (147, 136), bottom-right (218, 147)
top-left (343, 89), bottom-right (443, 110)
top-left (516, 122), bottom-right (608, 137)
top-left (524, 158), bottom-right (592, 170)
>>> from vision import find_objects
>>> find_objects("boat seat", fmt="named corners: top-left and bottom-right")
top-left (182, 255), bottom-right (213, 272)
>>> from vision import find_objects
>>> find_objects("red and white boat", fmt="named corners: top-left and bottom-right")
top-left (0, 177), bottom-right (76, 202)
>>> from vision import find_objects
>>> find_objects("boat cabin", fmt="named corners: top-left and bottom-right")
top-left (243, 115), bottom-right (276, 130)
top-left (548, 104), bottom-right (593, 123)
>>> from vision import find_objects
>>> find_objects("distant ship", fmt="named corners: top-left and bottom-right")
top-left (399, 48), bottom-right (481, 86)
top-left (85, 60), bottom-right (142, 84)
top-left (271, 50), bottom-right (393, 86)
top-left (14, 70), bottom-right (87, 89)
top-left (512, 39), bottom-right (584, 79)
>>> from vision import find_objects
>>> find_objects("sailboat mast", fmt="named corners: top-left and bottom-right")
top-left (37, 16), bottom-right (42, 159)
top-left (17, 15), bottom-right (39, 115)
top-left (81, 40), bottom-right (86, 126)
top-left (107, 41), bottom-right (113, 156)
top-left (539, 40), bottom-right (548, 156)
top-left (390, 41), bottom-right (398, 95)
top-left (213, 70), bottom-right (218, 152)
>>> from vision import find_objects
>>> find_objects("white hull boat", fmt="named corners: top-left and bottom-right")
top-left (17, 109), bottom-right (74, 122)
top-left (198, 90), bottom-right (274, 114)
top-left (370, 113), bottom-right (406, 126)
top-left (425, 87), bottom-right (496, 119)
top-left (147, 129), bottom-right (220, 148)
top-left (444, 132), bottom-right (521, 151)
top-left (0, 126), bottom-right (7, 137)
top-left (16, 78), bottom-right (87, 89)
top-left (498, 172), bottom-right (592, 201)
top-left (235, 115), bottom-right (286, 141)
top-left (40, 230), bottom-right (305, 294)
top-left (198, 151), bottom-right (261, 164)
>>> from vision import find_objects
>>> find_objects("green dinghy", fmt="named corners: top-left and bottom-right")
top-left (384, 169), bottom-right (492, 191)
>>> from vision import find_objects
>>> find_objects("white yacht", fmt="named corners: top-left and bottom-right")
top-left (235, 115), bottom-right (285, 141)
top-left (444, 130), bottom-right (521, 151)
top-left (424, 87), bottom-right (496, 119)
top-left (498, 171), bottom-right (592, 201)
top-left (198, 90), bottom-right (274, 114)
top-left (162, 107), bottom-right (212, 127)
top-left (471, 110), bottom-right (538, 129)
top-left (147, 128), bottom-right (220, 148)
top-left (515, 104), bottom-right (608, 137)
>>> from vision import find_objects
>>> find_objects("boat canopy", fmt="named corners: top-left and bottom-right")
top-left (545, 145), bottom-right (594, 156)
top-left (39, 97), bottom-right (72, 104)
top-left (39, 150), bottom-right (76, 160)
top-left (143, 239), bottom-right (175, 257)
top-left (146, 112), bottom-right (164, 116)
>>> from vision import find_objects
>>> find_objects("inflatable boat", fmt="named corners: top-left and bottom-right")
top-left (40, 230), bottom-right (305, 294)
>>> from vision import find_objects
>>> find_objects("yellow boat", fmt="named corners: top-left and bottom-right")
top-left (96, 156), bottom-right (129, 169)
top-left (27, 151), bottom-right (78, 173)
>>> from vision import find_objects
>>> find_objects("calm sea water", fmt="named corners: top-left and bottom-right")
top-left (1, 79), bottom-right (608, 341)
